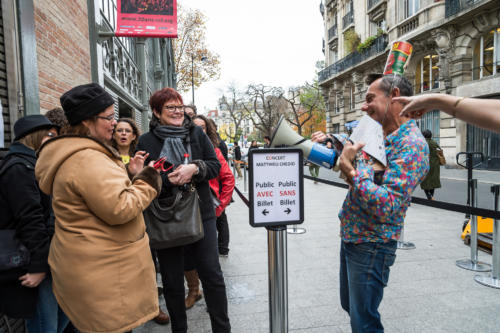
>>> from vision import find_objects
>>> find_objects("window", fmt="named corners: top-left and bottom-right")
top-left (415, 54), bottom-right (439, 94)
top-left (399, 0), bottom-right (419, 20)
top-left (334, 93), bottom-right (341, 114)
top-left (472, 28), bottom-right (500, 80)
top-left (329, 49), bottom-right (338, 64)
top-left (332, 123), bottom-right (340, 134)
top-left (370, 19), bottom-right (386, 36)
top-left (416, 110), bottom-right (440, 144)
top-left (349, 85), bottom-right (355, 110)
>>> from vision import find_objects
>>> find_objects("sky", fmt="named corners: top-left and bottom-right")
top-left (179, 0), bottom-right (325, 113)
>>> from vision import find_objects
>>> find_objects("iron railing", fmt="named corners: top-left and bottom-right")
top-left (328, 25), bottom-right (338, 40)
top-left (445, 0), bottom-right (486, 18)
top-left (368, 0), bottom-right (382, 11)
top-left (342, 11), bottom-right (354, 29)
top-left (318, 34), bottom-right (388, 82)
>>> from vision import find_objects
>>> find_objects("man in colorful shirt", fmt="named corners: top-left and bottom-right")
top-left (314, 74), bottom-right (429, 332)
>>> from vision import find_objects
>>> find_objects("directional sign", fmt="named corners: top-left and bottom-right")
top-left (249, 148), bottom-right (304, 227)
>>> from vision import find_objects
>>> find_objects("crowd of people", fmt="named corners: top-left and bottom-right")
top-left (1, 76), bottom-right (499, 333)
top-left (0, 84), bottom-right (234, 333)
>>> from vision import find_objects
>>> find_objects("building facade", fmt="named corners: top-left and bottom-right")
top-left (1, 0), bottom-right (176, 148)
top-left (319, 0), bottom-right (500, 169)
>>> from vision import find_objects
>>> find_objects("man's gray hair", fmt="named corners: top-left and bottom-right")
top-left (365, 73), bottom-right (413, 97)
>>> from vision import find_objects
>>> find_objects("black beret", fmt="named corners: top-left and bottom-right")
top-left (14, 115), bottom-right (57, 141)
top-left (60, 83), bottom-right (115, 126)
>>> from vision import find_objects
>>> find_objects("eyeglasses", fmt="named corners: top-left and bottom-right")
top-left (96, 114), bottom-right (115, 121)
top-left (163, 105), bottom-right (186, 113)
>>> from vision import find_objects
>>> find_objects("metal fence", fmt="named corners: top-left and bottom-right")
top-left (342, 11), bottom-right (354, 29)
top-left (318, 34), bottom-right (388, 82)
top-left (467, 124), bottom-right (500, 170)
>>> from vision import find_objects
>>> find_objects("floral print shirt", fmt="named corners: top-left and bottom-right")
top-left (339, 120), bottom-right (429, 243)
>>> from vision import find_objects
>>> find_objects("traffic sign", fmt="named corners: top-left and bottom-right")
top-left (249, 148), bottom-right (304, 227)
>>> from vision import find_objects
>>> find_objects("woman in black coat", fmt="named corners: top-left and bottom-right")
top-left (0, 115), bottom-right (68, 332)
top-left (137, 87), bottom-right (230, 333)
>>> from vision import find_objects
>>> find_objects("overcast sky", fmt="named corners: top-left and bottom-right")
top-left (179, 0), bottom-right (325, 113)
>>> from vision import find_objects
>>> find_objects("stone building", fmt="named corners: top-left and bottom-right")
top-left (1, 0), bottom-right (176, 148)
top-left (319, 0), bottom-right (500, 168)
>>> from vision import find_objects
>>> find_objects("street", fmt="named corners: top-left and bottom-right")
top-left (136, 177), bottom-right (500, 332)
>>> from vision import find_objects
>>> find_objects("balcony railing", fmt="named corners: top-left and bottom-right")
top-left (328, 25), bottom-right (338, 40)
top-left (445, 0), bottom-right (486, 18)
top-left (318, 34), bottom-right (388, 82)
top-left (342, 11), bottom-right (354, 29)
top-left (397, 15), bottom-right (419, 36)
top-left (368, 0), bottom-right (382, 11)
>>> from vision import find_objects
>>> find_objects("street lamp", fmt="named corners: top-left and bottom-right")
top-left (191, 54), bottom-right (208, 105)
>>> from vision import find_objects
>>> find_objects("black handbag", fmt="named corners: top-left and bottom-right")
top-left (0, 230), bottom-right (30, 271)
top-left (145, 184), bottom-right (204, 249)
top-left (144, 133), bottom-right (204, 249)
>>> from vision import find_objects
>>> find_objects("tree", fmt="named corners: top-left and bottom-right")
top-left (173, 4), bottom-right (220, 94)
top-left (219, 84), bottom-right (247, 143)
top-left (283, 81), bottom-right (325, 136)
top-left (242, 84), bottom-right (286, 137)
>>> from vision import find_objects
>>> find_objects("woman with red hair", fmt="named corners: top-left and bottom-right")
top-left (137, 87), bottom-right (230, 333)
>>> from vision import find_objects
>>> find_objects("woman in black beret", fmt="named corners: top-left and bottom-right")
top-left (35, 83), bottom-right (162, 333)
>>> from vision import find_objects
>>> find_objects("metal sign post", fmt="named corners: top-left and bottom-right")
top-left (474, 185), bottom-right (500, 288)
top-left (397, 225), bottom-right (415, 250)
top-left (267, 225), bottom-right (288, 332)
top-left (456, 179), bottom-right (491, 272)
top-left (248, 149), bottom-right (304, 333)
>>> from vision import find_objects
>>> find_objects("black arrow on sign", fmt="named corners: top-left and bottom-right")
top-left (262, 209), bottom-right (269, 216)
top-left (284, 208), bottom-right (291, 214)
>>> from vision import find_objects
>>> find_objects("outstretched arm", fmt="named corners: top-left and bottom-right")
top-left (394, 94), bottom-right (500, 133)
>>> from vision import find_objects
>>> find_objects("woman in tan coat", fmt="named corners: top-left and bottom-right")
top-left (35, 83), bottom-right (162, 333)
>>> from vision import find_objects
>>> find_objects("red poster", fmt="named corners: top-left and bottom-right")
top-left (116, 0), bottom-right (177, 38)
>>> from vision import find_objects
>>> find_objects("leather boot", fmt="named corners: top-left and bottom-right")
top-left (153, 308), bottom-right (170, 325)
top-left (184, 269), bottom-right (202, 309)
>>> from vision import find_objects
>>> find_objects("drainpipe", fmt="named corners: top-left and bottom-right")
top-left (17, 0), bottom-right (40, 115)
top-left (135, 38), bottom-right (149, 132)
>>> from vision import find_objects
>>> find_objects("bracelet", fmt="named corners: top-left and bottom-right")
top-left (454, 96), bottom-right (465, 108)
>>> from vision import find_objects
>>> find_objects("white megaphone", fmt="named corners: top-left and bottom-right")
top-left (270, 117), bottom-right (338, 169)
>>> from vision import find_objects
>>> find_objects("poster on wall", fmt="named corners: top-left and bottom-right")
top-left (116, 0), bottom-right (177, 38)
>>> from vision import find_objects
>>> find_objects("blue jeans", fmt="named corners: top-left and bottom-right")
top-left (26, 276), bottom-right (69, 333)
top-left (339, 240), bottom-right (397, 333)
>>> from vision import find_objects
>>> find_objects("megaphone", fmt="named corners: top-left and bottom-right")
top-left (270, 117), bottom-right (338, 169)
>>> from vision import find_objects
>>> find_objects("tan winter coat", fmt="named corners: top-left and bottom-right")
top-left (35, 135), bottom-right (162, 333)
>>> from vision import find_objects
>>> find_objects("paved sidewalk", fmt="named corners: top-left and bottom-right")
top-left (440, 167), bottom-right (500, 184)
top-left (137, 178), bottom-right (500, 332)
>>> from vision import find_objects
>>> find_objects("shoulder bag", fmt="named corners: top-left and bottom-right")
top-left (144, 137), bottom-right (204, 249)
top-left (0, 156), bottom-right (31, 271)
top-left (436, 148), bottom-right (446, 166)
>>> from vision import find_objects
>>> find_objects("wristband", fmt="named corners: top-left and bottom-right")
top-left (454, 96), bottom-right (465, 108)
